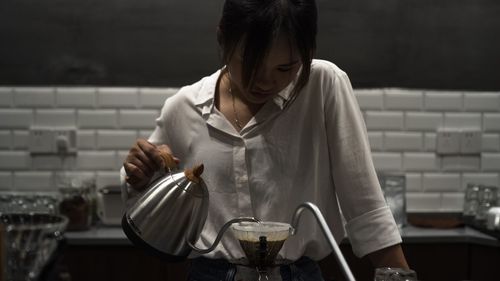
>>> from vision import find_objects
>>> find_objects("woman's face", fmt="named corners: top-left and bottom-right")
top-left (227, 33), bottom-right (302, 104)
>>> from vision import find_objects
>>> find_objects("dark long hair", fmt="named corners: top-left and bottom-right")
top-left (217, 0), bottom-right (317, 97)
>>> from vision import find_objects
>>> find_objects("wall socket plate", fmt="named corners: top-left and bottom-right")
top-left (436, 129), bottom-right (461, 154)
top-left (436, 128), bottom-right (482, 155)
top-left (460, 129), bottom-right (482, 154)
top-left (29, 126), bottom-right (77, 154)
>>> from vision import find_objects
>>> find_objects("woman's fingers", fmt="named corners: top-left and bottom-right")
top-left (138, 139), bottom-right (166, 170)
top-left (123, 162), bottom-right (150, 189)
top-left (123, 139), bottom-right (181, 190)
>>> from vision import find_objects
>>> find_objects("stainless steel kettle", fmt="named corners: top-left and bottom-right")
top-left (122, 153), bottom-right (257, 262)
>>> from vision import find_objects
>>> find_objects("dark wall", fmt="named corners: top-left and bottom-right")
top-left (1, 0), bottom-right (499, 90)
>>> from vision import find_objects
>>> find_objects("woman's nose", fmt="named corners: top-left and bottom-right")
top-left (254, 70), bottom-right (275, 91)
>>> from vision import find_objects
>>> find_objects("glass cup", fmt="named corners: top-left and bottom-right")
top-left (374, 267), bottom-right (418, 281)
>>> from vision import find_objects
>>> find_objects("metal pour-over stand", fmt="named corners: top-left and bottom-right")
top-left (231, 202), bottom-right (356, 281)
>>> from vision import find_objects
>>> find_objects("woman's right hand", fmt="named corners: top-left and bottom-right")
top-left (123, 139), bottom-right (179, 191)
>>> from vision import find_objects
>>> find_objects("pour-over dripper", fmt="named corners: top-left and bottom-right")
top-left (231, 221), bottom-right (292, 270)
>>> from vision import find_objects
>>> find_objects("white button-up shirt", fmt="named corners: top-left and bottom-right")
top-left (122, 59), bottom-right (401, 261)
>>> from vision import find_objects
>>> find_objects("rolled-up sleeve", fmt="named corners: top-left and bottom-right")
top-left (325, 68), bottom-right (402, 257)
top-left (345, 206), bottom-right (402, 257)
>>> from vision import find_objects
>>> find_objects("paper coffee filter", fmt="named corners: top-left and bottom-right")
top-left (231, 221), bottom-right (291, 242)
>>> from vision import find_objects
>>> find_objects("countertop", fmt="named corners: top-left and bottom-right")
top-left (64, 224), bottom-right (500, 247)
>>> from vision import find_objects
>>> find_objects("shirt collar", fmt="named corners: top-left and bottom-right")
top-left (195, 65), bottom-right (301, 113)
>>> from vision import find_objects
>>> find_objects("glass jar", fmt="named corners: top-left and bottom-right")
top-left (463, 183), bottom-right (481, 219)
top-left (379, 174), bottom-right (407, 229)
top-left (475, 186), bottom-right (498, 224)
top-left (58, 187), bottom-right (92, 231)
top-left (374, 267), bottom-right (418, 281)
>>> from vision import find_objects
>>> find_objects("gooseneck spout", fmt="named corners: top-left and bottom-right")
top-left (188, 217), bottom-right (259, 254)
top-left (291, 202), bottom-right (356, 281)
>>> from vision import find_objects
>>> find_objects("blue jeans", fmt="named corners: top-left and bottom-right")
top-left (188, 256), bottom-right (325, 281)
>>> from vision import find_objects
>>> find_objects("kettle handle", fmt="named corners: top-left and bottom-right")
top-left (159, 151), bottom-right (178, 172)
top-left (187, 217), bottom-right (259, 254)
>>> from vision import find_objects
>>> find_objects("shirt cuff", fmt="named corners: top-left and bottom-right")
top-left (344, 206), bottom-right (402, 258)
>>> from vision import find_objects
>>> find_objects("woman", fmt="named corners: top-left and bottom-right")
top-left (122, 0), bottom-right (409, 280)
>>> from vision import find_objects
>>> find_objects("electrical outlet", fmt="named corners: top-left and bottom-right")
top-left (53, 128), bottom-right (77, 154)
top-left (29, 127), bottom-right (77, 154)
top-left (29, 128), bottom-right (55, 153)
top-left (436, 129), bottom-right (461, 154)
top-left (460, 129), bottom-right (482, 154)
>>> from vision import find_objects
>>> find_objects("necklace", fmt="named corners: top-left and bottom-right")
top-left (228, 85), bottom-right (243, 130)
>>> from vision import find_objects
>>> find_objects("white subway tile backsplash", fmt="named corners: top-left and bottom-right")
top-left (56, 87), bottom-right (96, 108)
top-left (461, 173), bottom-right (499, 190)
top-left (14, 171), bottom-right (53, 190)
top-left (78, 110), bottom-right (118, 129)
top-left (353, 89), bottom-right (383, 110)
top-left (96, 171), bottom-right (121, 188)
top-left (97, 130), bottom-right (137, 149)
top-left (385, 132), bottom-right (423, 151)
top-left (404, 153), bottom-right (439, 171)
top-left (0, 131), bottom-right (11, 149)
top-left (484, 113), bottom-right (500, 132)
top-left (139, 88), bottom-right (177, 108)
top-left (365, 111), bottom-right (404, 130)
top-left (0, 109), bottom-right (33, 128)
top-left (372, 152), bottom-right (403, 171)
top-left (54, 171), bottom-right (95, 188)
top-left (14, 88), bottom-right (55, 108)
top-left (407, 193), bottom-right (441, 212)
top-left (35, 109), bottom-right (76, 126)
top-left (482, 134), bottom-right (500, 152)
top-left (423, 173), bottom-right (461, 192)
top-left (118, 110), bottom-right (158, 129)
top-left (76, 151), bottom-right (117, 170)
top-left (1, 86), bottom-right (499, 214)
top-left (481, 153), bottom-right (500, 171)
top-left (444, 113), bottom-right (482, 129)
top-left (463, 93), bottom-right (500, 112)
top-left (0, 172), bottom-right (13, 190)
top-left (405, 173), bottom-right (422, 192)
top-left (442, 156), bottom-right (480, 171)
top-left (116, 151), bottom-right (129, 170)
top-left (139, 130), bottom-right (154, 140)
top-left (12, 130), bottom-right (29, 149)
top-left (32, 155), bottom-right (63, 170)
top-left (384, 89), bottom-right (423, 110)
top-left (424, 91), bottom-right (463, 111)
top-left (0, 88), bottom-right (13, 107)
top-left (424, 133), bottom-right (437, 152)
top-left (441, 193), bottom-right (464, 212)
top-left (97, 88), bottom-right (139, 108)
top-left (77, 130), bottom-right (96, 149)
top-left (0, 151), bottom-right (30, 170)
top-left (405, 112), bottom-right (443, 131)
top-left (368, 132), bottom-right (383, 151)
